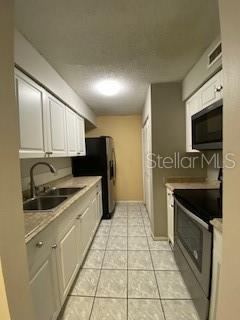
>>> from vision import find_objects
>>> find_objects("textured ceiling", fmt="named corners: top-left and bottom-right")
top-left (15, 0), bottom-right (220, 115)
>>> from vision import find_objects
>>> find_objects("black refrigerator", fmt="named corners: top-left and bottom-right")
top-left (72, 136), bottom-right (116, 219)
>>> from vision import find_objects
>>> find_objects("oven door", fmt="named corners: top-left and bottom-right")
top-left (174, 198), bottom-right (212, 296)
top-left (192, 99), bottom-right (223, 150)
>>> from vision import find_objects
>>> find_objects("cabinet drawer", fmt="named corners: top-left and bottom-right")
top-left (56, 188), bottom-right (96, 238)
top-left (27, 223), bottom-right (56, 279)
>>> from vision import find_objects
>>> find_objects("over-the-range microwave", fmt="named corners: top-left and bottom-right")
top-left (192, 99), bottom-right (223, 150)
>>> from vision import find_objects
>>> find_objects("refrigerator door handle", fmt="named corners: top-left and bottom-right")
top-left (112, 149), bottom-right (116, 185)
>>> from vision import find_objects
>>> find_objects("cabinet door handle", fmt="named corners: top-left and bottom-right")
top-left (52, 244), bottom-right (57, 249)
top-left (170, 204), bottom-right (174, 208)
top-left (45, 151), bottom-right (53, 157)
top-left (36, 241), bottom-right (44, 248)
top-left (76, 214), bottom-right (81, 220)
top-left (215, 85), bottom-right (223, 92)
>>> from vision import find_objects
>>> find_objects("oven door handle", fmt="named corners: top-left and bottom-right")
top-left (174, 198), bottom-right (209, 230)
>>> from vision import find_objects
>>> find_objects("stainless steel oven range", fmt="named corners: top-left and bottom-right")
top-left (173, 189), bottom-right (222, 320)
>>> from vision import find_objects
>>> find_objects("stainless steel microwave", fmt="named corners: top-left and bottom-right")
top-left (192, 99), bottom-right (223, 150)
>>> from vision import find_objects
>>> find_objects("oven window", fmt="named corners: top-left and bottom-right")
top-left (192, 105), bottom-right (222, 145)
top-left (176, 207), bottom-right (203, 272)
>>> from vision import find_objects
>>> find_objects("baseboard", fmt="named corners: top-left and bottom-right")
top-left (150, 229), bottom-right (168, 241)
top-left (116, 200), bottom-right (144, 204)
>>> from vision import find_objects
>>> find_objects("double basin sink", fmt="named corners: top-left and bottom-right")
top-left (23, 187), bottom-right (86, 211)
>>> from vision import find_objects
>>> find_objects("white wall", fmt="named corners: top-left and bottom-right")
top-left (20, 157), bottom-right (72, 191)
top-left (15, 30), bottom-right (96, 126)
top-left (182, 36), bottom-right (222, 100)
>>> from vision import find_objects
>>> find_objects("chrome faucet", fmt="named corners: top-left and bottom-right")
top-left (30, 162), bottom-right (57, 198)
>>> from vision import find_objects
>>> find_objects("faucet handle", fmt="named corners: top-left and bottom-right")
top-left (43, 184), bottom-right (51, 192)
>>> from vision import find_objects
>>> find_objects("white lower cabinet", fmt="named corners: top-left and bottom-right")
top-left (166, 188), bottom-right (174, 245)
top-left (79, 206), bottom-right (92, 258)
top-left (209, 228), bottom-right (222, 320)
top-left (27, 181), bottom-right (102, 320)
top-left (57, 221), bottom-right (80, 302)
top-left (97, 188), bottom-right (103, 222)
top-left (27, 225), bottom-right (60, 320)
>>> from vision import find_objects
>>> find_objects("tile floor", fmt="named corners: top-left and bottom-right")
top-left (60, 202), bottom-right (199, 320)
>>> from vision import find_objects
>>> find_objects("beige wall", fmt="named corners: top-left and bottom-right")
top-left (150, 83), bottom-right (206, 237)
top-left (87, 115), bottom-right (143, 201)
top-left (0, 260), bottom-right (10, 320)
top-left (217, 0), bottom-right (240, 318)
top-left (0, 1), bottom-right (34, 319)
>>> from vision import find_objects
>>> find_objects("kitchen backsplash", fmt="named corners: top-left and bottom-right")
top-left (20, 157), bottom-right (72, 191)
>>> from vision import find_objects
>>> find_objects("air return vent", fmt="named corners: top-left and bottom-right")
top-left (208, 42), bottom-right (222, 68)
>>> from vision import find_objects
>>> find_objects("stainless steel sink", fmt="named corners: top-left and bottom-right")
top-left (43, 187), bottom-right (85, 197)
top-left (23, 196), bottom-right (68, 211)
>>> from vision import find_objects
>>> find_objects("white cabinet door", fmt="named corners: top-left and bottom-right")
top-left (66, 108), bottom-right (78, 156)
top-left (79, 206), bottom-right (92, 258)
top-left (201, 70), bottom-right (223, 108)
top-left (166, 188), bottom-right (174, 245)
top-left (46, 95), bottom-right (67, 157)
top-left (15, 70), bottom-right (48, 158)
top-left (91, 195), bottom-right (98, 233)
top-left (57, 222), bottom-right (79, 302)
top-left (97, 189), bottom-right (103, 222)
top-left (185, 92), bottom-right (201, 153)
top-left (27, 226), bottom-right (60, 320)
top-left (29, 250), bottom-right (60, 320)
top-left (76, 116), bottom-right (86, 156)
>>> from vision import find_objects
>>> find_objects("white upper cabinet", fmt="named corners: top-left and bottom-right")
top-left (76, 116), bottom-right (86, 156)
top-left (15, 68), bottom-right (86, 158)
top-left (15, 70), bottom-right (48, 158)
top-left (66, 108), bottom-right (78, 156)
top-left (201, 70), bottom-right (223, 108)
top-left (46, 94), bottom-right (68, 157)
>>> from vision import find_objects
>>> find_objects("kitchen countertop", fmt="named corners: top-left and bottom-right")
top-left (24, 176), bottom-right (101, 244)
top-left (165, 180), bottom-right (220, 192)
top-left (210, 218), bottom-right (223, 233)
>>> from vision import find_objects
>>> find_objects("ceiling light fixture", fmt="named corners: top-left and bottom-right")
top-left (96, 79), bottom-right (122, 96)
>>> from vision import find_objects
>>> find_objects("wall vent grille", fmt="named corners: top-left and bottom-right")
top-left (208, 42), bottom-right (222, 68)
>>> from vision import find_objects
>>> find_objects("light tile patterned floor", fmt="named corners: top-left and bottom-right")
top-left (60, 202), bottom-right (199, 320)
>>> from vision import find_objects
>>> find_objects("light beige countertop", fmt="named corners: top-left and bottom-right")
top-left (210, 218), bottom-right (223, 233)
top-left (24, 176), bottom-right (101, 243)
top-left (165, 180), bottom-right (220, 192)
